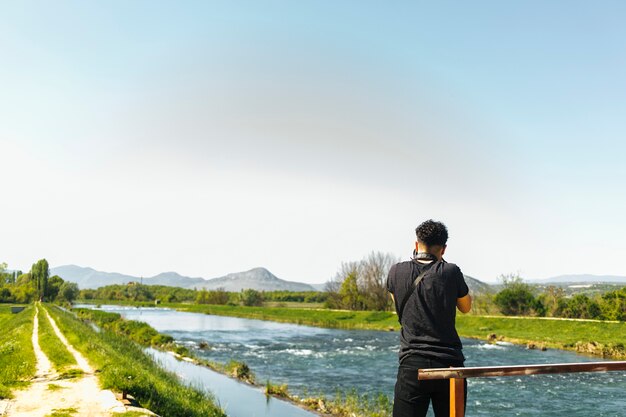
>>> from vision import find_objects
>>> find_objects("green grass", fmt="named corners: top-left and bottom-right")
top-left (0, 305), bottom-right (36, 398)
top-left (45, 407), bottom-right (77, 417)
top-left (47, 383), bottom-right (65, 391)
top-left (0, 305), bottom-right (17, 315)
top-left (264, 301), bottom-right (325, 309)
top-left (56, 369), bottom-right (84, 380)
top-left (172, 303), bottom-right (400, 330)
top-left (43, 304), bottom-right (225, 417)
top-left (265, 380), bottom-right (289, 398)
top-left (296, 389), bottom-right (392, 417)
top-left (73, 308), bottom-right (175, 347)
top-left (37, 307), bottom-right (77, 372)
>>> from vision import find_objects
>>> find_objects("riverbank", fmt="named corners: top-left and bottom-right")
top-left (73, 306), bottom-right (392, 417)
top-left (105, 301), bottom-right (626, 360)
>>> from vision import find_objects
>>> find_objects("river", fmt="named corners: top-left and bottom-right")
top-left (79, 305), bottom-right (626, 416)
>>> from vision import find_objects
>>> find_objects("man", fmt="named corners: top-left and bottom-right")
top-left (386, 219), bottom-right (471, 417)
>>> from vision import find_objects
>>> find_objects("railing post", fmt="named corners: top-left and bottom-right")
top-left (450, 377), bottom-right (464, 417)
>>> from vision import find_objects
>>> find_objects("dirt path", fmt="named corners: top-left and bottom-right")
top-left (4, 304), bottom-right (154, 417)
top-left (32, 306), bottom-right (53, 380)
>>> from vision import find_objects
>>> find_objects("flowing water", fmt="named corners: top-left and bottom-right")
top-left (79, 305), bottom-right (626, 416)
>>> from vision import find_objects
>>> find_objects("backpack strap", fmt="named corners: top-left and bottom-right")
top-left (397, 262), bottom-right (434, 324)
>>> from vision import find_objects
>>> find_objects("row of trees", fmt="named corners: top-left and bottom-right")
top-left (488, 274), bottom-right (626, 321)
top-left (81, 284), bottom-right (198, 303)
top-left (0, 259), bottom-right (79, 303)
top-left (82, 283), bottom-right (325, 308)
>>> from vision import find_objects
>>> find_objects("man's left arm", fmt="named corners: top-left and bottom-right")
top-left (386, 264), bottom-right (396, 305)
top-left (457, 294), bottom-right (472, 313)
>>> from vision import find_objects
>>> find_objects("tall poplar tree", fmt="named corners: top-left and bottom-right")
top-left (31, 259), bottom-right (49, 300)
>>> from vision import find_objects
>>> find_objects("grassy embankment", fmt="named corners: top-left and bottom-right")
top-left (37, 307), bottom-right (78, 376)
top-left (43, 304), bottom-right (225, 417)
top-left (0, 305), bottom-right (36, 398)
top-left (161, 303), bottom-right (626, 359)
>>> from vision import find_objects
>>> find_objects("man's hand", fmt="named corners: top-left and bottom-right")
top-left (456, 294), bottom-right (472, 313)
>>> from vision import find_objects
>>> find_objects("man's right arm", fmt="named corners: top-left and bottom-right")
top-left (455, 265), bottom-right (472, 313)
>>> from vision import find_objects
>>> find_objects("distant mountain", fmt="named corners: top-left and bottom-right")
top-left (464, 275), bottom-right (494, 295)
top-left (50, 265), bottom-right (317, 292)
top-left (310, 283), bottom-right (328, 292)
top-left (534, 274), bottom-right (626, 284)
top-left (50, 265), bottom-right (139, 289)
top-left (200, 268), bottom-right (316, 292)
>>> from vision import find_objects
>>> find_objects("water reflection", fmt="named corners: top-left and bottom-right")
top-left (146, 348), bottom-right (316, 417)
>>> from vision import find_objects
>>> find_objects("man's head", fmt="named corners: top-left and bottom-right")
top-left (415, 220), bottom-right (448, 259)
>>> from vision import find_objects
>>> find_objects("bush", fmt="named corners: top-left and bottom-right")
top-left (493, 275), bottom-right (544, 316)
top-left (556, 294), bottom-right (602, 319)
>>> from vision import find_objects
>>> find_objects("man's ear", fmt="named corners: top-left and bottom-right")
top-left (441, 245), bottom-right (447, 256)
top-left (415, 241), bottom-right (419, 252)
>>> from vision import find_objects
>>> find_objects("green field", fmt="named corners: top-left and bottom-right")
top-left (456, 315), bottom-right (626, 356)
top-left (174, 303), bottom-right (401, 329)
top-left (0, 305), bottom-right (36, 398)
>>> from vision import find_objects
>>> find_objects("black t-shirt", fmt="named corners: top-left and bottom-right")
top-left (386, 259), bottom-right (469, 364)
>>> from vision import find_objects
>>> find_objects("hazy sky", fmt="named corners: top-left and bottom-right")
top-left (2, 1), bottom-right (625, 283)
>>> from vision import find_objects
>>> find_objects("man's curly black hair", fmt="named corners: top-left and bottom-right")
top-left (415, 219), bottom-right (449, 247)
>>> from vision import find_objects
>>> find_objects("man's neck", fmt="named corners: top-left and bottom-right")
top-left (415, 251), bottom-right (438, 263)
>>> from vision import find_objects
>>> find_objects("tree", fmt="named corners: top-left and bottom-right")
top-left (197, 288), bottom-right (230, 305)
top-left (556, 294), bottom-right (602, 319)
top-left (0, 287), bottom-right (13, 302)
top-left (47, 275), bottom-right (65, 301)
top-left (359, 252), bottom-right (397, 311)
top-left (339, 271), bottom-right (361, 310)
top-left (600, 288), bottom-right (626, 321)
top-left (539, 285), bottom-right (565, 317)
top-left (59, 282), bottom-right (79, 303)
top-left (0, 262), bottom-right (11, 286)
top-left (326, 252), bottom-right (398, 311)
top-left (239, 289), bottom-right (263, 306)
top-left (31, 259), bottom-right (49, 301)
top-left (494, 274), bottom-right (544, 316)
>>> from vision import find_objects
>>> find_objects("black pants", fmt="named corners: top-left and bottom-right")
top-left (393, 354), bottom-right (467, 417)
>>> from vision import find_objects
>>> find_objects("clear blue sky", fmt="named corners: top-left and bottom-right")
top-left (1, 1), bottom-right (625, 283)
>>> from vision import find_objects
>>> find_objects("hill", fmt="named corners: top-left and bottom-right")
top-left (50, 265), bottom-right (316, 292)
top-left (464, 275), bottom-right (494, 295)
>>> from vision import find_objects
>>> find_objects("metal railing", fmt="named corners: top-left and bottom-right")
top-left (418, 361), bottom-right (626, 417)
